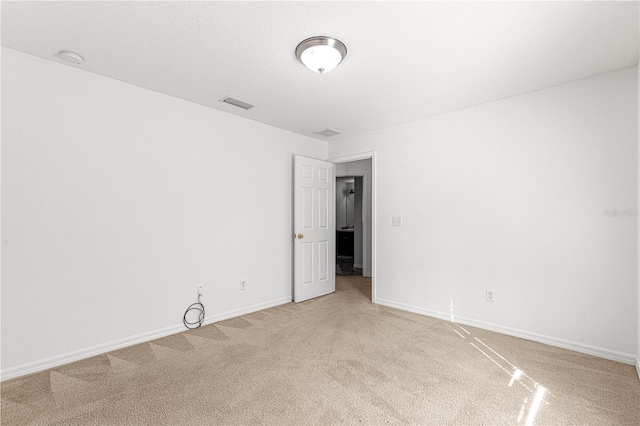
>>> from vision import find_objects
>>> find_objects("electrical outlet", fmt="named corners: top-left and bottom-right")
top-left (240, 279), bottom-right (246, 291)
top-left (486, 289), bottom-right (495, 302)
top-left (392, 216), bottom-right (402, 226)
top-left (197, 286), bottom-right (204, 296)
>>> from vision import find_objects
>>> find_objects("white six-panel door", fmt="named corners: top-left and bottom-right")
top-left (293, 155), bottom-right (335, 302)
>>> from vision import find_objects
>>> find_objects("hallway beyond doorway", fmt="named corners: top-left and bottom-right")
top-left (336, 255), bottom-right (362, 276)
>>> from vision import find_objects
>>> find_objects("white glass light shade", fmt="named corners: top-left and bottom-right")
top-left (300, 45), bottom-right (342, 74)
top-left (296, 36), bottom-right (347, 74)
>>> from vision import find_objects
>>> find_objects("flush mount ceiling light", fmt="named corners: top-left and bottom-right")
top-left (295, 36), bottom-right (347, 74)
top-left (55, 50), bottom-right (84, 65)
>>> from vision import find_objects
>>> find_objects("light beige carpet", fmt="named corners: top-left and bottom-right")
top-left (2, 276), bottom-right (639, 425)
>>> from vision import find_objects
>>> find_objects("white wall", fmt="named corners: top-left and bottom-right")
top-left (1, 48), bottom-right (326, 379)
top-left (329, 67), bottom-right (638, 363)
top-left (336, 160), bottom-right (373, 277)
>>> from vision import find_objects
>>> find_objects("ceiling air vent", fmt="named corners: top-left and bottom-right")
top-left (219, 96), bottom-right (254, 110)
top-left (314, 128), bottom-right (342, 137)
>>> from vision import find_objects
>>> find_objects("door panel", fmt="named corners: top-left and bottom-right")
top-left (318, 188), bottom-right (329, 229)
top-left (318, 241), bottom-right (329, 281)
top-left (302, 242), bottom-right (313, 285)
top-left (302, 187), bottom-right (313, 229)
top-left (294, 155), bottom-right (335, 302)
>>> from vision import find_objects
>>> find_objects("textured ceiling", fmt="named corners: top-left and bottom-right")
top-left (2, 1), bottom-right (638, 142)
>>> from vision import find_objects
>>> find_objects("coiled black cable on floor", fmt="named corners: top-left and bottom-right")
top-left (183, 294), bottom-right (205, 329)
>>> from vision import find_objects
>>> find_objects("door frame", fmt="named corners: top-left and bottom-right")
top-left (329, 151), bottom-right (377, 303)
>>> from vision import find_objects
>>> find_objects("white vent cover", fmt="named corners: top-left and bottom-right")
top-left (314, 128), bottom-right (341, 137)
top-left (219, 96), bottom-right (254, 110)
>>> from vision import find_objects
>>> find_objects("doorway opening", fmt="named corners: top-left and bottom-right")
top-left (331, 152), bottom-right (376, 302)
top-left (335, 176), bottom-right (361, 276)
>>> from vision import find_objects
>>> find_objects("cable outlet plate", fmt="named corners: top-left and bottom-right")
top-left (486, 289), bottom-right (495, 302)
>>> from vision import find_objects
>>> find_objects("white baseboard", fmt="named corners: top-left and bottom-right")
top-left (375, 298), bottom-right (636, 366)
top-left (0, 296), bottom-right (292, 382)
top-left (376, 298), bottom-right (451, 321)
top-left (204, 296), bottom-right (292, 325)
top-left (0, 324), bottom-right (185, 382)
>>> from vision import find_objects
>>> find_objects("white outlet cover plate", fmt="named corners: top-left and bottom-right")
top-left (486, 289), bottom-right (495, 302)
